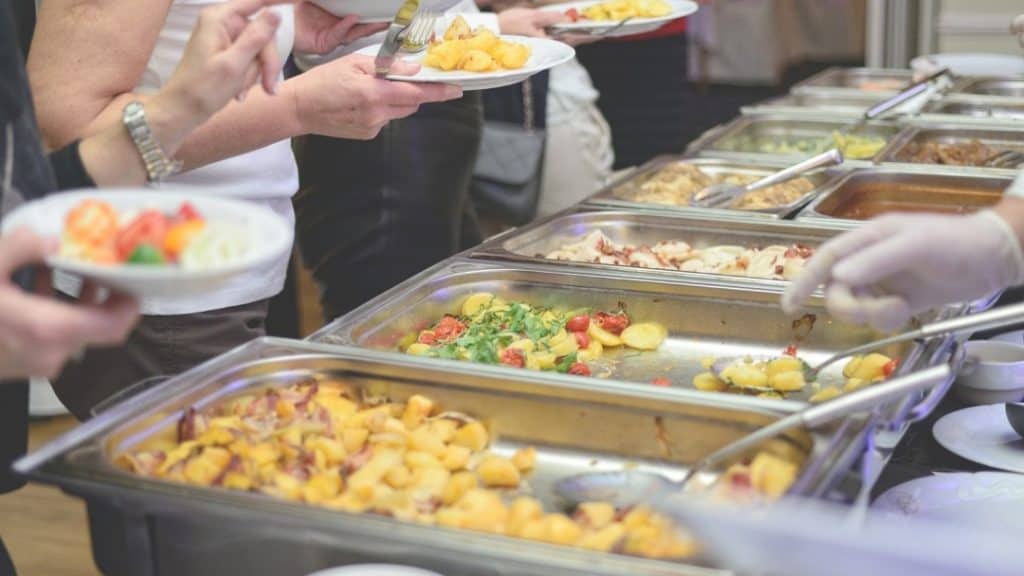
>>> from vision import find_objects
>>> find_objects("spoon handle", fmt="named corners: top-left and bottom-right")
top-left (744, 149), bottom-right (844, 193)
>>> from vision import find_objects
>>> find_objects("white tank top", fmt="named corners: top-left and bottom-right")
top-left (133, 0), bottom-right (298, 315)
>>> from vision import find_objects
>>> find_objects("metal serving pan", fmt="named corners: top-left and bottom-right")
top-left (791, 67), bottom-right (916, 97)
top-left (796, 168), bottom-right (1011, 228)
top-left (742, 92), bottom-right (889, 117)
top-left (875, 123), bottom-right (1024, 176)
top-left (16, 338), bottom-right (873, 576)
top-left (919, 98), bottom-right (1024, 124)
top-left (311, 259), bottom-right (947, 409)
top-left (583, 156), bottom-right (843, 221)
top-left (686, 114), bottom-right (900, 165)
top-left (951, 77), bottom-right (1024, 100)
top-left (469, 208), bottom-right (843, 290)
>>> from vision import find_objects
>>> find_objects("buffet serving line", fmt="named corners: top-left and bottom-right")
top-left (16, 65), bottom-right (1024, 575)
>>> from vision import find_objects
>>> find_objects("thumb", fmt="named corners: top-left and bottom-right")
top-left (386, 59), bottom-right (423, 77)
top-left (0, 229), bottom-right (58, 276)
top-left (325, 14), bottom-right (361, 49)
top-left (533, 10), bottom-right (569, 27)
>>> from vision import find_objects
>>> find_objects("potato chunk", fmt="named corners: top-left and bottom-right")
top-left (620, 322), bottom-right (668, 350)
top-left (477, 455), bottom-right (521, 488)
top-left (453, 421), bottom-right (490, 451)
top-left (693, 372), bottom-right (728, 392)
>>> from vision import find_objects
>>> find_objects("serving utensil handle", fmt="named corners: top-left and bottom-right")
top-left (744, 149), bottom-right (844, 193)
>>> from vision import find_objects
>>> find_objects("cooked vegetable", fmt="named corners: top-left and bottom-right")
top-left (127, 244), bottom-right (166, 265)
top-left (425, 16), bottom-right (531, 73)
top-left (620, 322), bottom-right (668, 350)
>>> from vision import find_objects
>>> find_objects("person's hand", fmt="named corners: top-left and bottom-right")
top-left (781, 211), bottom-right (1024, 332)
top-left (293, 2), bottom-right (389, 55)
top-left (1013, 14), bottom-right (1024, 47)
top-left (498, 7), bottom-right (568, 37)
top-left (0, 229), bottom-right (139, 380)
top-left (159, 0), bottom-right (291, 123)
top-left (286, 54), bottom-right (463, 140)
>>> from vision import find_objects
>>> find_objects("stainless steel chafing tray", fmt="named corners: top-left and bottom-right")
top-left (311, 259), bottom-right (949, 409)
top-left (919, 98), bottom-right (1024, 124)
top-left (875, 123), bottom-right (1024, 175)
top-left (468, 208), bottom-right (842, 290)
top-left (686, 114), bottom-right (900, 165)
top-left (742, 92), bottom-right (891, 117)
top-left (796, 168), bottom-right (1011, 228)
top-left (951, 77), bottom-right (1024, 100)
top-left (16, 338), bottom-right (873, 576)
top-left (791, 67), bottom-right (916, 96)
top-left (583, 156), bottom-right (842, 220)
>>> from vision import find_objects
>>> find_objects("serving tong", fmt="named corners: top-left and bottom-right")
top-left (554, 364), bottom-right (953, 509)
top-left (711, 300), bottom-right (1024, 391)
top-left (842, 67), bottom-right (953, 133)
top-left (689, 148), bottom-right (844, 208)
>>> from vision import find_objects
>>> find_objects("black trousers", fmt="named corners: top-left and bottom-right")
top-left (293, 94), bottom-right (484, 322)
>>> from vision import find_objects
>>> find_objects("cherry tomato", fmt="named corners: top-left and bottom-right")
top-left (595, 312), bottom-right (630, 335)
top-left (501, 348), bottom-right (526, 368)
top-left (65, 200), bottom-right (119, 249)
top-left (176, 202), bottom-right (202, 221)
top-left (882, 358), bottom-right (900, 378)
top-left (115, 210), bottom-right (170, 261)
top-left (565, 7), bottom-right (580, 21)
top-left (433, 316), bottom-right (466, 341)
top-left (573, 331), bottom-right (590, 349)
top-left (568, 362), bottom-right (591, 376)
top-left (565, 315), bottom-right (590, 333)
top-left (784, 344), bottom-right (799, 357)
top-left (417, 331), bottom-right (438, 345)
top-left (652, 377), bottom-right (671, 387)
top-left (729, 471), bottom-right (752, 490)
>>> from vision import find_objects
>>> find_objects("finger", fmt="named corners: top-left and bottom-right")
top-left (385, 59), bottom-right (424, 78)
top-left (825, 283), bottom-right (911, 332)
top-left (32, 266), bottom-right (53, 297)
top-left (380, 80), bottom-right (463, 107)
top-left (0, 229), bottom-right (58, 277)
top-left (344, 22), bottom-right (390, 44)
top-left (222, 9), bottom-right (281, 77)
top-left (258, 39), bottom-right (281, 94)
top-left (79, 280), bottom-right (101, 305)
top-left (325, 14), bottom-right (361, 47)
top-left (0, 289), bottom-right (140, 348)
top-left (218, 0), bottom-right (297, 21)
top-left (387, 104), bottom-right (422, 121)
top-left (831, 233), bottom-right (931, 286)
top-left (533, 10), bottom-right (570, 29)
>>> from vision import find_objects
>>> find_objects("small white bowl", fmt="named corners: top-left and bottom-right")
top-left (954, 341), bottom-right (1024, 405)
top-left (307, 566), bottom-right (443, 576)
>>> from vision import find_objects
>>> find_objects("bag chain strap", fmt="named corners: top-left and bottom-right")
top-left (522, 78), bottom-right (535, 133)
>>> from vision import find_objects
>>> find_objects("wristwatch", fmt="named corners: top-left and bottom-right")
top-left (122, 101), bottom-right (182, 182)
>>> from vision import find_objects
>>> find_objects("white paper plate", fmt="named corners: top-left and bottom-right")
top-left (933, 404), bottom-right (1024, 473)
top-left (307, 565), bottom-right (442, 576)
top-left (541, 0), bottom-right (698, 38)
top-left (309, 0), bottom-right (462, 22)
top-left (358, 36), bottom-right (575, 91)
top-left (873, 472), bottom-right (1024, 530)
top-left (0, 189), bottom-right (293, 299)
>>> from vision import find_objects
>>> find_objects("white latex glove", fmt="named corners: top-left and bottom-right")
top-left (1014, 14), bottom-right (1024, 47)
top-left (781, 211), bottom-right (1024, 332)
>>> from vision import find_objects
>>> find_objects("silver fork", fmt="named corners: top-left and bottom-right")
top-left (401, 11), bottom-right (439, 53)
top-left (549, 16), bottom-right (634, 40)
top-left (987, 149), bottom-right (1024, 169)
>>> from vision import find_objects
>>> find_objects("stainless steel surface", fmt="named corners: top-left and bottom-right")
top-left (954, 77), bottom-right (1024, 99)
top-left (375, 0), bottom-right (420, 75)
top-left (686, 114), bottom-right (899, 164)
top-left (584, 156), bottom-right (842, 220)
top-left (920, 98), bottom-right (1024, 123)
top-left (691, 149), bottom-right (844, 208)
top-left (858, 68), bottom-right (949, 123)
top-left (401, 11), bottom-right (438, 53)
top-left (796, 167), bottom-right (1011, 228)
top-left (743, 93), bottom-right (889, 117)
top-left (469, 209), bottom-right (842, 290)
top-left (549, 16), bottom-right (634, 39)
top-left (556, 364), bottom-right (952, 509)
top-left (311, 259), bottom-right (943, 407)
top-left (1005, 403), bottom-right (1024, 438)
top-left (16, 338), bottom-right (874, 576)
top-left (792, 67), bottom-right (916, 96)
top-left (875, 124), bottom-right (1024, 175)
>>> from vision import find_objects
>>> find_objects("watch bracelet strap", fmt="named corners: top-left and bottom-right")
top-left (124, 101), bottom-right (182, 182)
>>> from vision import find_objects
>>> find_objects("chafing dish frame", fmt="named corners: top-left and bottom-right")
top-left (875, 122), bottom-right (1024, 176)
top-left (791, 67), bottom-right (916, 97)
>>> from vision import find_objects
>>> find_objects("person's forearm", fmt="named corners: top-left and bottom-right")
top-left (994, 196), bottom-right (1024, 250)
top-left (60, 83), bottom-right (303, 173)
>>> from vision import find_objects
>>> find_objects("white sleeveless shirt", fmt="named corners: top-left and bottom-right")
top-left (54, 0), bottom-right (299, 315)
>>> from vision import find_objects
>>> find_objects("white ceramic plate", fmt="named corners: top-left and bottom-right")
top-left (933, 404), bottom-right (1024, 473)
top-left (540, 0), bottom-right (698, 38)
top-left (307, 565), bottom-right (442, 576)
top-left (873, 472), bottom-right (1024, 530)
top-left (358, 36), bottom-right (575, 91)
top-left (911, 53), bottom-right (1024, 77)
top-left (992, 329), bottom-right (1024, 346)
top-left (0, 189), bottom-right (293, 299)
top-left (309, 0), bottom-right (462, 22)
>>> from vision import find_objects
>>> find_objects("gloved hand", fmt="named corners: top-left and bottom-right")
top-left (1014, 14), bottom-right (1024, 47)
top-left (782, 211), bottom-right (1024, 332)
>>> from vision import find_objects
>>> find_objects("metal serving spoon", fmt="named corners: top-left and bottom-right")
top-left (689, 148), bottom-right (844, 209)
top-left (711, 301), bottom-right (1024, 390)
top-left (555, 364), bottom-right (952, 509)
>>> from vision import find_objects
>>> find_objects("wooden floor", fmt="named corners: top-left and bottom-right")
top-left (0, 417), bottom-right (98, 576)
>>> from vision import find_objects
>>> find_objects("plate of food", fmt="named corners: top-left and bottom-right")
top-left (541, 0), bottom-right (699, 38)
top-left (358, 16), bottom-right (575, 91)
top-left (309, 0), bottom-right (463, 22)
top-left (0, 189), bottom-right (293, 298)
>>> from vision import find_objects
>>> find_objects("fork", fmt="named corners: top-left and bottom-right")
top-left (549, 16), bottom-right (634, 40)
top-left (987, 149), bottom-right (1024, 169)
top-left (401, 11), bottom-right (439, 53)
